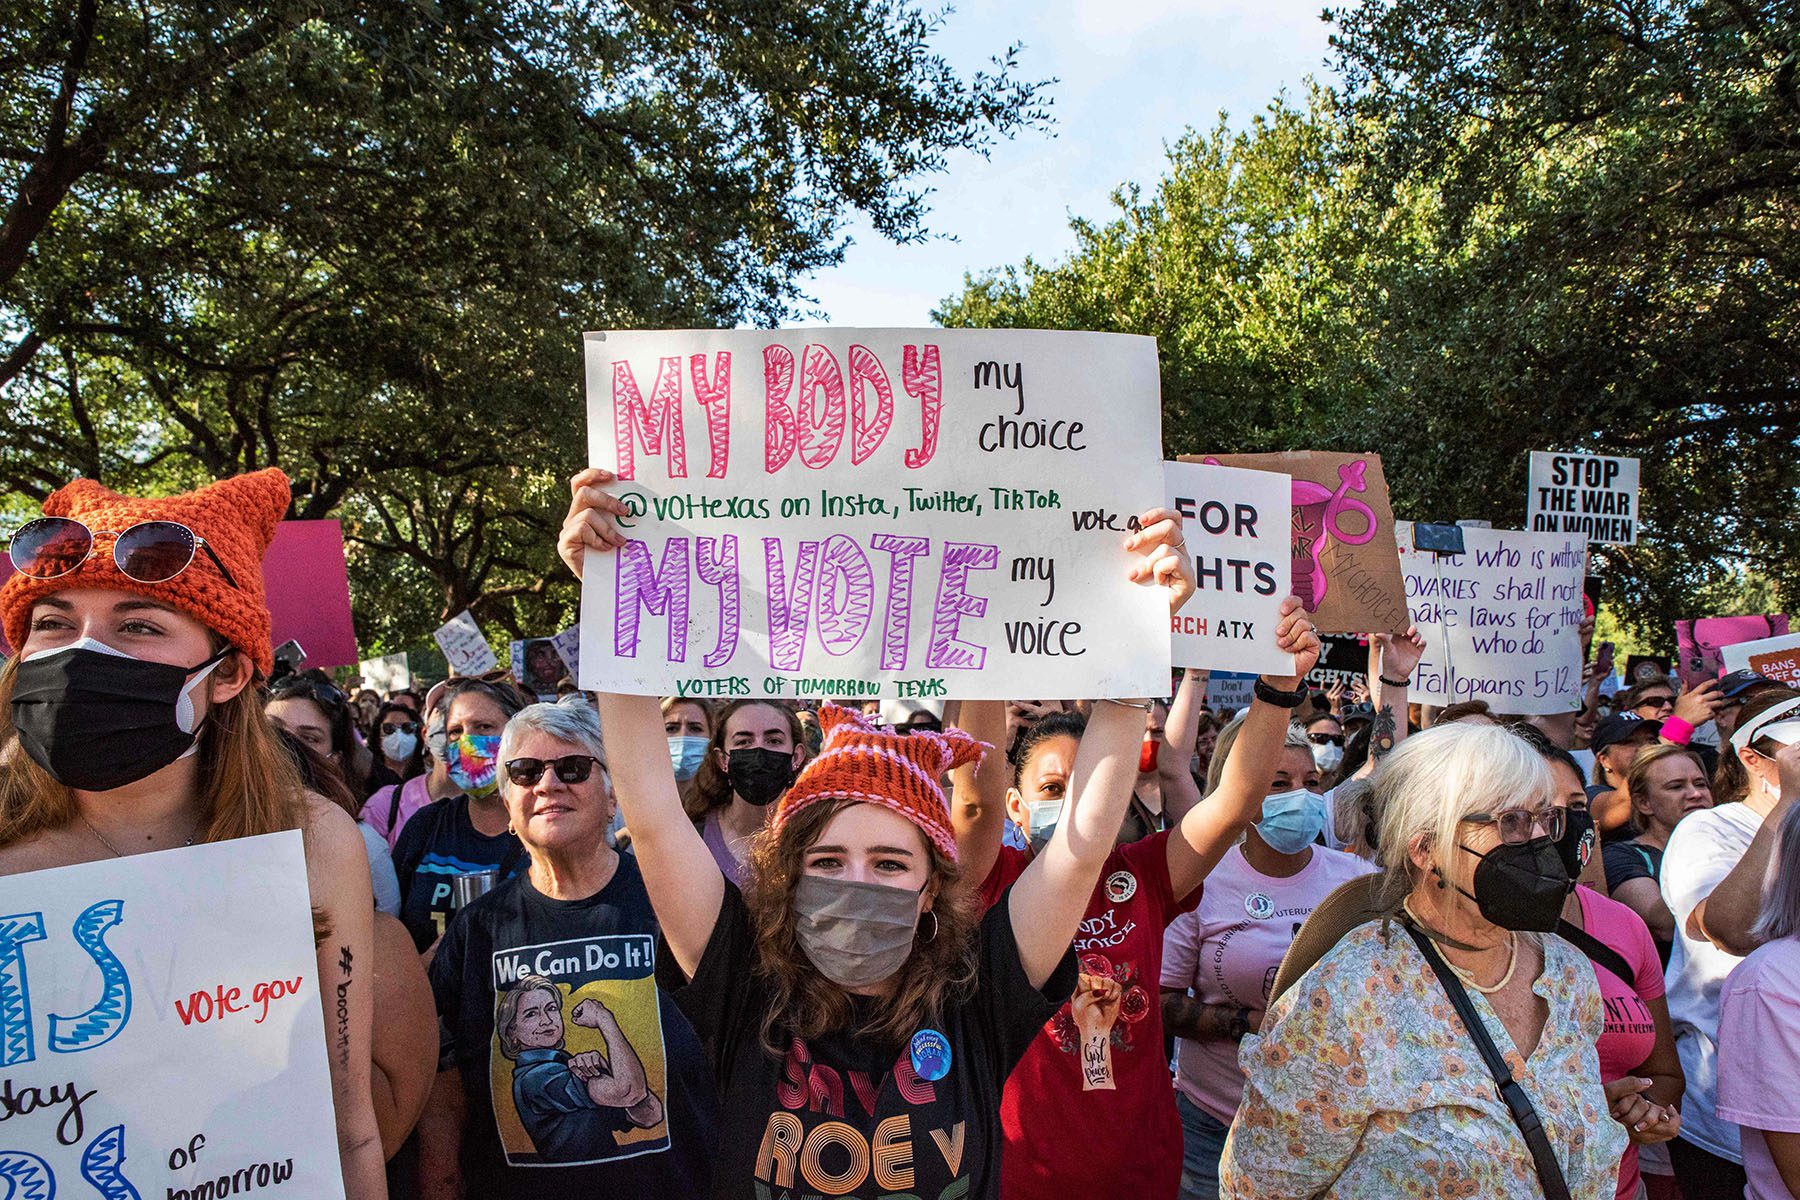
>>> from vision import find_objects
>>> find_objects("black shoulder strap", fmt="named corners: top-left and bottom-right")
top-left (1556, 917), bottom-right (1634, 985)
top-left (1403, 924), bottom-right (1573, 1200)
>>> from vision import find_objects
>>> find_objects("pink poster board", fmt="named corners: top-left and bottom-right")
top-left (1, 519), bottom-right (358, 669)
top-left (1674, 614), bottom-right (1790, 686)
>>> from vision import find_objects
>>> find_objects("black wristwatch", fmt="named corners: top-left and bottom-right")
top-left (1253, 677), bottom-right (1308, 709)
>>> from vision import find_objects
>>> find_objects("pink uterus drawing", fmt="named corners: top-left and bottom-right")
top-left (1290, 461), bottom-right (1377, 611)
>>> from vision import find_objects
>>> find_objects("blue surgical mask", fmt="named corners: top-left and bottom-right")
top-left (669, 734), bottom-right (708, 781)
top-left (1024, 797), bottom-right (1061, 851)
top-left (1255, 788), bottom-right (1328, 855)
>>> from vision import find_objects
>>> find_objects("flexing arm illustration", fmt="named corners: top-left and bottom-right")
top-left (570, 998), bottom-right (663, 1128)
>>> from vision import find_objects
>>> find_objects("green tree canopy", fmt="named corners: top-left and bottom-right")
top-left (2, 0), bottom-right (1049, 652)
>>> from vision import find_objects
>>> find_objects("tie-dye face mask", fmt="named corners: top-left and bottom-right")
top-left (446, 732), bottom-right (503, 797)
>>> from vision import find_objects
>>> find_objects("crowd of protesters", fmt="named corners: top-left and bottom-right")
top-left (0, 464), bottom-right (1795, 1200)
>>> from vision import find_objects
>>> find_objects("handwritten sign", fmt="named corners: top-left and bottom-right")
top-left (511, 637), bottom-right (571, 699)
top-left (358, 652), bottom-right (411, 693)
top-left (1163, 460), bottom-right (1293, 675)
top-left (1399, 522), bottom-right (1588, 715)
top-left (1206, 672), bottom-right (1257, 712)
top-left (1185, 451), bottom-right (1409, 635)
top-left (1526, 451), bottom-right (1640, 545)
top-left (0, 832), bottom-right (345, 1198)
top-left (579, 329), bottom-right (1170, 701)
top-left (434, 610), bottom-right (498, 676)
top-left (1675, 615), bottom-right (1791, 686)
top-left (1722, 632), bottom-right (1800, 687)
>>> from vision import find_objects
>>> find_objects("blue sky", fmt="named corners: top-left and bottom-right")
top-left (801, 1), bottom-right (1337, 327)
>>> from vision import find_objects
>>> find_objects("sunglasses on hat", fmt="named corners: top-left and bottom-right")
top-left (8, 517), bottom-right (239, 589)
top-left (504, 755), bottom-right (604, 787)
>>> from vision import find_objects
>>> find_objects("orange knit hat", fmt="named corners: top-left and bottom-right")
top-left (2, 469), bottom-right (291, 677)
top-left (774, 703), bottom-right (988, 861)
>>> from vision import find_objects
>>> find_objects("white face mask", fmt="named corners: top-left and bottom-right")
top-left (1024, 797), bottom-right (1061, 847)
top-left (381, 729), bottom-right (419, 761)
top-left (1311, 741), bottom-right (1344, 774)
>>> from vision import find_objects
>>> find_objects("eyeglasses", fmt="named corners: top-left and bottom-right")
top-left (8, 517), bottom-right (239, 589)
top-left (1308, 732), bottom-right (1345, 747)
top-left (1463, 805), bottom-right (1565, 844)
top-left (504, 755), bottom-right (604, 787)
top-left (380, 720), bottom-right (420, 736)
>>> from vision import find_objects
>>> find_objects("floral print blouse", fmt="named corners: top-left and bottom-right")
top-left (1220, 921), bottom-right (1626, 1199)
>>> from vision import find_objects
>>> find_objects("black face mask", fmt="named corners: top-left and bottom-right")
top-left (1555, 807), bottom-right (1596, 883)
top-left (1449, 837), bottom-right (1570, 932)
top-left (727, 747), bottom-right (796, 807)
top-left (12, 639), bottom-right (228, 792)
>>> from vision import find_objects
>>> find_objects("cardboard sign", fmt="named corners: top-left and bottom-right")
top-left (579, 329), bottom-right (1170, 701)
top-left (358, 652), bottom-right (411, 693)
top-left (1163, 460), bottom-right (1294, 675)
top-left (1306, 634), bottom-right (1370, 690)
top-left (1399, 522), bottom-right (1588, 714)
top-left (511, 637), bottom-right (572, 699)
top-left (434, 610), bottom-right (498, 676)
top-left (1675, 615), bottom-right (1791, 686)
top-left (0, 519), bottom-right (358, 668)
top-left (1205, 672), bottom-right (1257, 712)
top-left (1722, 633), bottom-right (1800, 687)
top-left (1526, 451), bottom-right (1640, 545)
top-left (1185, 451), bottom-right (1408, 635)
top-left (0, 832), bottom-right (345, 1199)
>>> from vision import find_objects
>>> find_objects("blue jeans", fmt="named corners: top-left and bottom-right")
top-left (1178, 1091), bottom-right (1229, 1200)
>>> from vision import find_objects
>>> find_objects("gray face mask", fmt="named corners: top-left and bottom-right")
top-left (792, 875), bottom-right (924, 990)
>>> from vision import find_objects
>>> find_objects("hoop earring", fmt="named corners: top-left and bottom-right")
top-left (921, 911), bottom-right (939, 943)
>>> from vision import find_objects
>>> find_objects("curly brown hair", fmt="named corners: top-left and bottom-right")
top-left (741, 797), bottom-right (978, 1056)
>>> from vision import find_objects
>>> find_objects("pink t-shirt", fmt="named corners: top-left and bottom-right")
top-left (1716, 936), bottom-right (1800, 1200)
top-left (1161, 842), bottom-right (1375, 1122)
top-left (1574, 884), bottom-right (1665, 1200)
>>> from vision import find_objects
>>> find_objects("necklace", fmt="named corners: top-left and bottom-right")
top-left (80, 811), bottom-right (201, 858)
top-left (1402, 899), bottom-right (1519, 994)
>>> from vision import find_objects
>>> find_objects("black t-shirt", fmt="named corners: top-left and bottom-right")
top-left (428, 854), bottom-right (716, 1198)
top-left (666, 882), bottom-right (1075, 1200)
top-left (1603, 839), bottom-right (1662, 893)
top-left (392, 795), bottom-right (527, 949)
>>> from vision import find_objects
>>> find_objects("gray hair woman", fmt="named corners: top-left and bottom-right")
top-left (1219, 722), bottom-right (1627, 1199)
top-left (419, 699), bottom-right (716, 1193)
top-left (1715, 790), bottom-right (1800, 1200)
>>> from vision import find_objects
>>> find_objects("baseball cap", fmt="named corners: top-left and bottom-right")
top-left (1591, 713), bottom-right (1663, 756)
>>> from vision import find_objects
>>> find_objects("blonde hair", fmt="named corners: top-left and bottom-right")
top-left (1203, 713), bottom-right (1311, 795)
top-left (1371, 722), bottom-right (1555, 913)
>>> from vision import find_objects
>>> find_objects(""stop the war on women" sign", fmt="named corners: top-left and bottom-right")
top-left (578, 329), bottom-right (1173, 701)
top-left (1526, 451), bottom-right (1640, 545)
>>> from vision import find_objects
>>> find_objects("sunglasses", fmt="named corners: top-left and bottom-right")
top-left (1635, 695), bottom-right (1676, 710)
top-left (1463, 805), bottom-right (1565, 845)
top-left (1308, 732), bottom-right (1345, 747)
top-left (8, 517), bottom-right (239, 589)
top-left (504, 755), bottom-right (604, 787)
top-left (380, 720), bottom-right (420, 736)
top-left (269, 677), bottom-right (349, 716)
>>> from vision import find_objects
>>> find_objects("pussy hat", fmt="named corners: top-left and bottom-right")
top-left (2, 469), bottom-right (290, 676)
top-left (775, 702), bottom-right (988, 860)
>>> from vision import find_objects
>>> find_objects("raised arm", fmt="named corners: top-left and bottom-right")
top-left (1160, 668), bottom-right (1207, 826)
top-left (949, 699), bottom-right (1010, 891)
top-left (1691, 740), bottom-right (1800, 956)
top-left (559, 469), bottom-right (724, 977)
top-left (1007, 508), bottom-right (1195, 988)
top-left (1166, 600), bottom-right (1321, 900)
top-left (1356, 626), bottom-right (1425, 779)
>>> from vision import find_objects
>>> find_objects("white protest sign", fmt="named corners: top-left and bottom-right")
top-left (358, 652), bottom-right (411, 692)
top-left (580, 329), bottom-right (1170, 701)
top-left (0, 832), bottom-right (345, 1198)
top-left (1399, 522), bottom-right (1588, 715)
top-left (1722, 632), bottom-right (1800, 688)
top-left (1164, 460), bottom-right (1293, 675)
top-left (1206, 672), bottom-right (1257, 712)
top-left (434, 609), bottom-right (498, 676)
top-left (1526, 451), bottom-right (1640, 545)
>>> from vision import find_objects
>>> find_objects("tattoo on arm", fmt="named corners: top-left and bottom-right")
top-left (1370, 705), bottom-right (1398, 760)
top-left (334, 945), bottom-right (353, 1071)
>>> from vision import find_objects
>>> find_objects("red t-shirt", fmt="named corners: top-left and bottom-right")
top-left (980, 831), bottom-right (1200, 1200)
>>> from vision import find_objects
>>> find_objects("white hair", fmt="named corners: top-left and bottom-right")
top-left (498, 700), bottom-right (606, 779)
top-left (1371, 722), bottom-right (1555, 910)
top-left (1755, 796), bottom-right (1800, 943)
